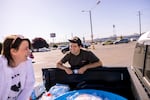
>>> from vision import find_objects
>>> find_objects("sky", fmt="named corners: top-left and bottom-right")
top-left (0, 0), bottom-right (150, 43)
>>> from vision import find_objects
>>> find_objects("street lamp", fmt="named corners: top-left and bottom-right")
top-left (82, 1), bottom-right (101, 48)
top-left (82, 10), bottom-right (93, 43)
top-left (138, 11), bottom-right (142, 36)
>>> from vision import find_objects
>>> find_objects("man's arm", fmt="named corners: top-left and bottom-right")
top-left (56, 61), bottom-right (73, 74)
top-left (85, 60), bottom-right (103, 69)
top-left (78, 60), bottom-right (103, 74)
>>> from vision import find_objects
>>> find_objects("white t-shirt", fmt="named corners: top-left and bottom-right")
top-left (0, 56), bottom-right (35, 100)
top-left (8, 69), bottom-right (22, 99)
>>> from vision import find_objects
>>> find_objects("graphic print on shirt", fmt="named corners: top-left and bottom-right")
top-left (8, 73), bottom-right (22, 99)
top-left (11, 81), bottom-right (21, 92)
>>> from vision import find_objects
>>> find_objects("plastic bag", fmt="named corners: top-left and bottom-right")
top-left (66, 93), bottom-right (102, 100)
top-left (41, 92), bottom-right (54, 100)
top-left (49, 83), bottom-right (70, 98)
top-left (41, 84), bottom-right (70, 100)
top-left (30, 83), bottom-right (46, 100)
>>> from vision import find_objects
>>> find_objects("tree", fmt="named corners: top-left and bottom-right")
top-left (32, 37), bottom-right (49, 51)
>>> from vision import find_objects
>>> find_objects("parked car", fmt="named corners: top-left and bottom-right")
top-left (29, 52), bottom-right (34, 59)
top-left (130, 38), bottom-right (137, 41)
top-left (101, 40), bottom-right (114, 45)
top-left (82, 42), bottom-right (91, 48)
top-left (58, 45), bottom-right (68, 50)
top-left (113, 38), bottom-right (129, 44)
top-left (61, 46), bottom-right (69, 54)
top-left (38, 47), bottom-right (50, 52)
top-left (29, 51), bottom-right (36, 63)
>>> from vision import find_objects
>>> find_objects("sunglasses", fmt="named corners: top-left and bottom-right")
top-left (6, 35), bottom-right (25, 48)
top-left (12, 35), bottom-right (24, 43)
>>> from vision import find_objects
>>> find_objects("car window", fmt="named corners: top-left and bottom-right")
top-left (133, 43), bottom-right (150, 82)
top-left (132, 43), bottom-right (146, 74)
top-left (145, 45), bottom-right (150, 82)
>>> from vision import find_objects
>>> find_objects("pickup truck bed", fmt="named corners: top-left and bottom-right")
top-left (42, 67), bottom-right (149, 100)
top-left (40, 31), bottom-right (150, 100)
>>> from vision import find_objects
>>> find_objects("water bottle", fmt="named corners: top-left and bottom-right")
top-left (73, 69), bottom-right (78, 74)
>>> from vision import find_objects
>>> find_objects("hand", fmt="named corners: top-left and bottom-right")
top-left (78, 67), bottom-right (87, 74)
top-left (65, 68), bottom-right (73, 74)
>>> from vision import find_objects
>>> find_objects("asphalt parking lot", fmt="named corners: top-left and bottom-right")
top-left (33, 41), bottom-right (136, 85)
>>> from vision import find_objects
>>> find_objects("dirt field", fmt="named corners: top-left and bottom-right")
top-left (32, 41), bottom-right (136, 85)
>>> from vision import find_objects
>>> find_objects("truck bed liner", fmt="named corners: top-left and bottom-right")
top-left (42, 67), bottom-right (135, 99)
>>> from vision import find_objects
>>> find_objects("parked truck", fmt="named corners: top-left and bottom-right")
top-left (42, 31), bottom-right (150, 100)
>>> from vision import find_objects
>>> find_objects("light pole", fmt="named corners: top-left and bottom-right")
top-left (89, 10), bottom-right (93, 43)
top-left (138, 11), bottom-right (142, 36)
top-left (82, 1), bottom-right (101, 49)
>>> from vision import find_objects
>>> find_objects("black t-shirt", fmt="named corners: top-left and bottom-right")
top-left (61, 49), bottom-right (100, 69)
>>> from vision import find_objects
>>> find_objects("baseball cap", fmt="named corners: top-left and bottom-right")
top-left (68, 36), bottom-right (82, 46)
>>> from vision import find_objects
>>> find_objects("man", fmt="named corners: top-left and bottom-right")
top-left (57, 36), bottom-right (103, 74)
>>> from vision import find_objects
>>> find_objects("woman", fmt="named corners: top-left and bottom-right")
top-left (0, 35), bottom-right (35, 100)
